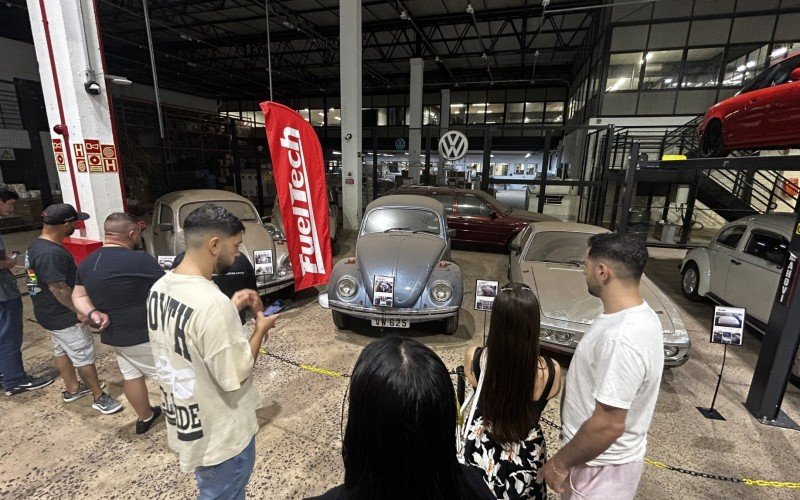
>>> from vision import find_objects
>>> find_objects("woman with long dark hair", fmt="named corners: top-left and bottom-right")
top-left (310, 336), bottom-right (493, 500)
top-left (461, 283), bottom-right (562, 499)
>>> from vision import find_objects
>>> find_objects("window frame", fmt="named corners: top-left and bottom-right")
top-left (742, 229), bottom-right (788, 266)
top-left (455, 194), bottom-right (493, 217)
top-left (715, 224), bottom-right (746, 249)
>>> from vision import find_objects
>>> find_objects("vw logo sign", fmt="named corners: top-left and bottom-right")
top-left (438, 130), bottom-right (469, 161)
top-left (394, 138), bottom-right (406, 150)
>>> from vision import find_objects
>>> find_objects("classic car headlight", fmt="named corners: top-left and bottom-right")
top-left (337, 276), bottom-right (358, 298)
top-left (430, 282), bottom-right (452, 302)
top-left (664, 345), bottom-right (680, 358)
top-left (276, 255), bottom-right (292, 277)
top-left (265, 223), bottom-right (285, 240)
top-left (541, 328), bottom-right (573, 344)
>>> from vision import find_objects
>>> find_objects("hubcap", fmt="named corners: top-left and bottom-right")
top-left (683, 268), bottom-right (697, 294)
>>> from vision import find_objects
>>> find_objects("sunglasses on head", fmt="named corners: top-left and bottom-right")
top-left (500, 284), bottom-right (532, 292)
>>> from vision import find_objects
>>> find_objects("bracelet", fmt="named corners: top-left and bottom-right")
top-left (550, 461), bottom-right (569, 478)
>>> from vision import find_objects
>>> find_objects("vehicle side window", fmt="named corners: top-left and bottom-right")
top-left (159, 204), bottom-right (173, 225)
top-left (431, 194), bottom-right (454, 214)
top-left (715, 225), bottom-right (746, 249)
top-left (743, 231), bottom-right (788, 266)
top-left (457, 195), bottom-right (491, 216)
top-left (764, 58), bottom-right (800, 87)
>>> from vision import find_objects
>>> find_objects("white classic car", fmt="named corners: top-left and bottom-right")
top-left (680, 213), bottom-right (798, 381)
top-left (509, 222), bottom-right (691, 367)
top-left (142, 189), bottom-right (294, 296)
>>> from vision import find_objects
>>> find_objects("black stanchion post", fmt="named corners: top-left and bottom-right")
top-left (744, 210), bottom-right (800, 431)
top-left (483, 310), bottom-right (487, 347)
top-left (456, 366), bottom-right (465, 405)
top-left (697, 344), bottom-right (728, 421)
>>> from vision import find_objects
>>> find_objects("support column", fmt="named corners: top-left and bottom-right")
top-left (408, 58), bottom-right (424, 184)
top-left (440, 89), bottom-right (450, 132)
top-left (339, 0), bottom-right (362, 230)
top-left (26, 0), bottom-right (125, 240)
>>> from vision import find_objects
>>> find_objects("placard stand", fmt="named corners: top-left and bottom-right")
top-left (482, 311), bottom-right (487, 346)
top-left (697, 344), bottom-right (728, 421)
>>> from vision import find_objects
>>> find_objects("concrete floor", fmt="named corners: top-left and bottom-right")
top-left (0, 236), bottom-right (798, 499)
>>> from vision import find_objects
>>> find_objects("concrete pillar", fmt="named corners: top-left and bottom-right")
top-left (26, 0), bottom-right (125, 240)
top-left (408, 58), bottom-right (424, 184)
top-left (440, 89), bottom-right (450, 132)
top-left (339, 0), bottom-right (363, 230)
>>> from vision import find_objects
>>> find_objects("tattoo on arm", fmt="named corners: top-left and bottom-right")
top-left (48, 281), bottom-right (77, 312)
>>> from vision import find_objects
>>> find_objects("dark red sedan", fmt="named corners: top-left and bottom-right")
top-left (699, 53), bottom-right (800, 157)
top-left (385, 186), bottom-right (557, 250)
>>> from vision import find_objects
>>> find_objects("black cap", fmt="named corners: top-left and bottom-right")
top-left (41, 203), bottom-right (90, 225)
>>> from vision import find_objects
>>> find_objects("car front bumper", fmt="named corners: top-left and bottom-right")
top-left (540, 339), bottom-right (690, 368)
top-left (257, 274), bottom-right (294, 294)
top-left (320, 293), bottom-right (459, 322)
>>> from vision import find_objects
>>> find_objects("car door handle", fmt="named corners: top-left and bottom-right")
top-left (731, 259), bottom-right (741, 265)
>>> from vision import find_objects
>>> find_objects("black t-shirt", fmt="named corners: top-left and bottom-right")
top-left (172, 252), bottom-right (256, 323)
top-left (307, 464), bottom-right (494, 500)
top-left (25, 238), bottom-right (78, 331)
top-left (76, 247), bottom-right (165, 347)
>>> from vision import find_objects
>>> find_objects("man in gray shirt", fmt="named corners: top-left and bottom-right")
top-left (0, 186), bottom-right (53, 395)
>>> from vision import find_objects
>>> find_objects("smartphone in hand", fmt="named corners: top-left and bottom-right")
top-left (263, 299), bottom-right (286, 317)
top-left (9, 251), bottom-right (20, 260)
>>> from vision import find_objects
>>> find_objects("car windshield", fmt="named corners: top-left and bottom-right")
top-left (524, 231), bottom-right (594, 264)
top-left (179, 201), bottom-right (260, 225)
top-left (362, 208), bottom-right (442, 236)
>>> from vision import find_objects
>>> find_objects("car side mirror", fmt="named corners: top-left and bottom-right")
top-left (509, 241), bottom-right (521, 254)
top-left (489, 211), bottom-right (498, 219)
top-left (447, 229), bottom-right (456, 238)
top-left (791, 67), bottom-right (800, 82)
top-left (158, 223), bottom-right (173, 232)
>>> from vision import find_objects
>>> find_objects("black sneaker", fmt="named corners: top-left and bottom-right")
top-left (136, 406), bottom-right (163, 434)
top-left (4, 375), bottom-right (55, 396)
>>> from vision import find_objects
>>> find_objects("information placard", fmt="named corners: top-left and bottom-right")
top-left (157, 255), bottom-right (175, 270)
top-left (373, 275), bottom-right (395, 307)
top-left (254, 250), bottom-right (274, 276)
top-left (475, 279), bottom-right (499, 311)
top-left (710, 306), bottom-right (746, 346)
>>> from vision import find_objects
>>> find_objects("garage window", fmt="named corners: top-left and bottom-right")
top-left (457, 196), bottom-right (492, 216)
top-left (743, 231), bottom-right (788, 266)
top-left (715, 225), bottom-right (745, 248)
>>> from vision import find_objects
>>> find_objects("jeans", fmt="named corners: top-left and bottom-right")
top-left (195, 436), bottom-right (256, 500)
top-left (0, 298), bottom-right (25, 389)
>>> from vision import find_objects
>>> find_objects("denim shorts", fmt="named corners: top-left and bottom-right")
top-left (195, 436), bottom-right (256, 500)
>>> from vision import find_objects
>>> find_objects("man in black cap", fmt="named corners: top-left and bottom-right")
top-left (25, 203), bottom-right (122, 414)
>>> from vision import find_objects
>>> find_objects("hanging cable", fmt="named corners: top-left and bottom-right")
top-left (265, 0), bottom-right (274, 101)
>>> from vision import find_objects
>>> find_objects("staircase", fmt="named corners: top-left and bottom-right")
top-left (609, 118), bottom-right (798, 222)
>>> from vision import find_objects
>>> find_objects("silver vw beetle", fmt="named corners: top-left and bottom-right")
top-left (142, 189), bottom-right (294, 296)
top-left (508, 221), bottom-right (691, 367)
top-left (318, 195), bottom-right (463, 334)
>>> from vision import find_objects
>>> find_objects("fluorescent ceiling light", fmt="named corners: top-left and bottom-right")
top-left (771, 47), bottom-right (788, 58)
top-left (450, 103), bottom-right (465, 108)
top-left (645, 52), bottom-right (654, 60)
top-left (746, 60), bottom-right (756, 68)
top-left (332, 151), bottom-right (342, 155)
top-left (664, 78), bottom-right (673, 84)
top-left (736, 64), bottom-right (746, 72)
top-left (524, 153), bottom-right (531, 158)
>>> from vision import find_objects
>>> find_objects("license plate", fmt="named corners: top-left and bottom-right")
top-left (371, 318), bottom-right (410, 328)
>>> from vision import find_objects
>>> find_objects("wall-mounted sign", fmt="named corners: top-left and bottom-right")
top-left (52, 139), bottom-right (66, 172)
top-left (0, 148), bottom-right (14, 161)
top-left (394, 138), bottom-right (407, 150)
top-left (438, 130), bottom-right (468, 161)
top-left (73, 142), bottom-right (87, 172)
top-left (101, 144), bottom-right (118, 172)
top-left (85, 139), bottom-right (103, 172)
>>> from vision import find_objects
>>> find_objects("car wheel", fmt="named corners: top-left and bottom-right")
top-left (700, 120), bottom-right (725, 158)
top-left (681, 262), bottom-right (704, 302)
top-left (442, 312), bottom-right (459, 335)
top-left (332, 310), bottom-right (349, 330)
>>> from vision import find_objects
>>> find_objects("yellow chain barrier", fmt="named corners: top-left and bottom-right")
top-left (742, 479), bottom-right (800, 489)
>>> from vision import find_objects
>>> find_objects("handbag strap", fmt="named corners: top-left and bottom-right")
top-left (458, 349), bottom-right (487, 454)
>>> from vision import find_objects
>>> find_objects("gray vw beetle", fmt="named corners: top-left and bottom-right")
top-left (318, 195), bottom-right (463, 334)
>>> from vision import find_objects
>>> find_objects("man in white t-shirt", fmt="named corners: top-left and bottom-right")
top-left (148, 204), bottom-right (278, 499)
top-left (542, 233), bottom-right (664, 499)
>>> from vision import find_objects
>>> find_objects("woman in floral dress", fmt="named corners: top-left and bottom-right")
top-left (462, 283), bottom-right (562, 499)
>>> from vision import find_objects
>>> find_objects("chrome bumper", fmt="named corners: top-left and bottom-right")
top-left (258, 275), bottom-right (294, 294)
top-left (540, 339), bottom-right (690, 368)
top-left (323, 295), bottom-right (459, 322)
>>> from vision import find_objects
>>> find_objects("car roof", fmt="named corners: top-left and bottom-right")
top-left (365, 194), bottom-right (444, 216)
top-left (389, 185), bottom-right (478, 196)
top-left (729, 213), bottom-right (794, 235)
top-left (529, 221), bottom-right (612, 234)
top-left (157, 189), bottom-right (251, 206)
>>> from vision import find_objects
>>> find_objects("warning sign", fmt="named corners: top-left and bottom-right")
top-left (52, 139), bottom-right (66, 172)
top-left (101, 144), bottom-right (118, 172)
top-left (85, 139), bottom-right (102, 172)
top-left (73, 142), bottom-right (87, 173)
top-left (0, 148), bottom-right (14, 161)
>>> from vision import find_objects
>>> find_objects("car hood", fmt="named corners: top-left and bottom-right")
top-left (526, 262), bottom-right (675, 331)
top-left (239, 221), bottom-right (276, 265)
top-left (357, 232), bottom-right (445, 307)
top-left (505, 209), bottom-right (559, 223)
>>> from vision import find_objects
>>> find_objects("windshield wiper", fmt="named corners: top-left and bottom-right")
top-left (537, 259), bottom-right (583, 266)
top-left (383, 227), bottom-right (410, 233)
top-left (412, 229), bottom-right (439, 234)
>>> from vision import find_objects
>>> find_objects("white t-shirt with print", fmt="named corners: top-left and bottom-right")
top-left (561, 301), bottom-right (664, 466)
top-left (147, 272), bottom-right (260, 473)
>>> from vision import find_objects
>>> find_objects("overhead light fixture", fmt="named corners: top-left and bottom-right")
top-left (646, 52), bottom-right (654, 61)
top-left (736, 64), bottom-right (746, 72)
top-left (746, 60), bottom-right (756, 68)
top-left (400, 10), bottom-right (409, 20)
top-left (771, 47), bottom-right (788, 58)
top-left (332, 151), bottom-right (342, 155)
top-left (525, 153), bottom-right (531, 158)
top-left (105, 74), bottom-right (132, 86)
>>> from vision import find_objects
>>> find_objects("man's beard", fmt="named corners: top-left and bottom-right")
top-left (587, 279), bottom-right (601, 298)
top-left (215, 259), bottom-right (233, 275)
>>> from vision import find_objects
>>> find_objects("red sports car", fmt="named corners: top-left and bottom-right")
top-left (385, 186), bottom-right (558, 250)
top-left (698, 53), bottom-right (800, 157)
